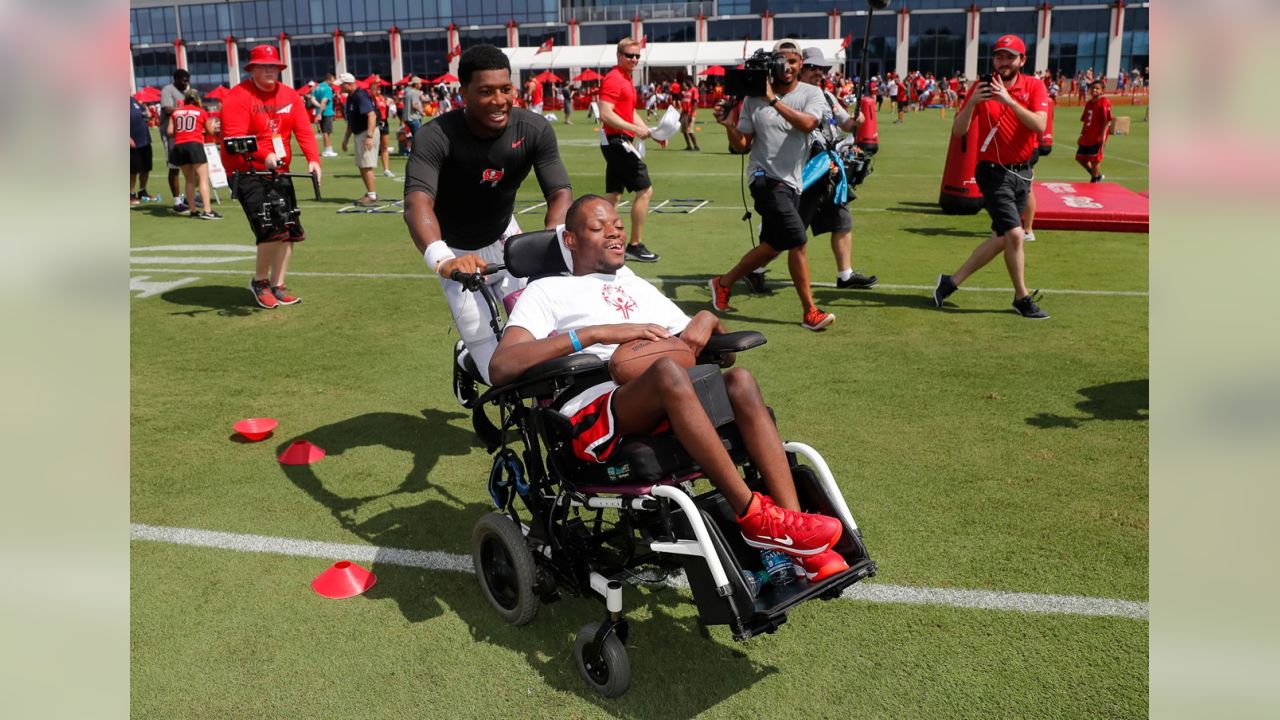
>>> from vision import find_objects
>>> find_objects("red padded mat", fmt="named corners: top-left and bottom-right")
top-left (1032, 181), bottom-right (1149, 233)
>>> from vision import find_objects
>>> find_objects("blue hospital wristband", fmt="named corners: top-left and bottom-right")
top-left (568, 329), bottom-right (583, 353)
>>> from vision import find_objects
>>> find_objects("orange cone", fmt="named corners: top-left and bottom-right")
top-left (311, 560), bottom-right (377, 599)
top-left (278, 439), bottom-right (325, 465)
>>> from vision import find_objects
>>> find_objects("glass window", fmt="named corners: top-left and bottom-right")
top-left (1047, 8), bottom-right (1109, 80)
top-left (646, 21), bottom-right (694, 44)
top-left (910, 12), bottom-right (966, 79)
top-left (580, 23), bottom-right (630, 47)
top-left (842, 13), bottom-right (896, 80)
top-left (402, 32), bottom-right (448, 78)
top-left (707, 18), bottom-right (757, 44)
top-left (290, 37), bottom-right (335, 84)
top-left (344, 36), bottom-right (391, 77)
top-left (772, 16), bottom-right (827, 42)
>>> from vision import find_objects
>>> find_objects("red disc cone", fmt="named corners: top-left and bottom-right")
top-left (311, 560), bottom-right (377, 599)
top-left (233, 417), bottom-right (278, 441)
top-left (278, 439), bottom-right (325, 465)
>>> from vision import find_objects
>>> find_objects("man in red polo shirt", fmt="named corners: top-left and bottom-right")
top-left (220, 44), bottom-right (322, 309)
top-left (1076, 80), bottom-right (1113, 182)
top-left (598, 37), bottom-right (658, 262)
top-left (932, 34), bottom-right (1050, 320)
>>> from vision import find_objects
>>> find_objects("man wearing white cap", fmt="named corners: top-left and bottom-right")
top-left (338, 72), bottom-right (381, 207)
top-left (220, 44), bottom-right (322, 309)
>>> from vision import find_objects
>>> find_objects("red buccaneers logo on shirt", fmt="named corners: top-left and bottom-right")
top-left (481, 168), bottom-right (505, 186)
top-left (601, 284), bottom-right (637, 319)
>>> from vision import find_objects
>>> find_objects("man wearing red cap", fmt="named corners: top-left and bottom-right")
top-left (933, 34), bottom-right (1051, 320)
top-left (220, 44), bottom-right (322, 309)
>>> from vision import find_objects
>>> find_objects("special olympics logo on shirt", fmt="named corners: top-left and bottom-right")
top-left (481, 168), bottom-right (505, 186)
top-left (601, 284), bottom-right (637, 319)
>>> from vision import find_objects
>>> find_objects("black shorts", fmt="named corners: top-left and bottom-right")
top-left (896, 100), bottom-right (908, 111)
top-left (798, 176), bottom-right (852, 236)
top-left (378, 119), bottom-right (389, 136)
top-left (232, 173), bottom-right (306, 244)
top-left (130, 144), bottom-right (153, 175)
top-left (171, 141), bottom-right (207, 166)
top-left (975, 162), bottom-right (1032, 236)
top-left (319, 116), bottom-right (334, 134)
top-left (601, 136), bottom-right (652, 193)
top-left (857, 142), bottom-right (879, 156)
top-left (750, 175), bottom-right (808, 251)
top-left (1076, 143), bottom-right (1103, 159)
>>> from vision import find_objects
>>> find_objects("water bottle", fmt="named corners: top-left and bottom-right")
top-left (739, 569), bottom-right (770, 597)
top-left (760, 549), bottom-right (794, 586)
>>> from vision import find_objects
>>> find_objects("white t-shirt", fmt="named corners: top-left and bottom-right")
top-left (506, 267), bottom-right (691, 363)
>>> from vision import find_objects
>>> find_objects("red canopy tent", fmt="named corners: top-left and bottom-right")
top-left (205, 85), bottom-right (230, 99)
top-left (360, 74), bottom-right (392, 89)
top-left (699, 65), bottom-right (726, 76)
top-left (572, 69), bottom-right (601, 83)
top-left (134, 86), bottom-right (161, 103)
top-left (431, 73), bottom-right (459, 84)
top-left (533, 70), bottom-right (563, 84)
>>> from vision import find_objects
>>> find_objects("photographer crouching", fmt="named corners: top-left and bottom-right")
top-left (707, 39), bottom-right (835, 331)
top-left (220, 45), bottom-right (322, 309)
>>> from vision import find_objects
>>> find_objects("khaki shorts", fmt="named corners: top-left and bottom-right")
top-left (354, 130), bottom-right (380, 169)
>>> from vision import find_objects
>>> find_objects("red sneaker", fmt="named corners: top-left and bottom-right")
top-left (272, 285), bottom-right (301, 305)
top-left (791, 549), bottom-right (849, 582)
top-left (249, 278), bottom-right (278, 309)
top-left (709, 275), bottom-right (732, 312)
top-left (738, 492), bottom-right (841, 557)
top-left (801, 307), bottom-right (835, 331)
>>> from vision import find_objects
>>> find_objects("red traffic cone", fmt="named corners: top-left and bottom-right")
top-left (311, 560), bottom-right (377, 599)
top-left (278, 440), bottom-right (325, 465)
top-left (233, 417), bottom-right (278, 442)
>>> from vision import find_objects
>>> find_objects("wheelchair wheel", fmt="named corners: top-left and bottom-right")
top-left (574, 622), bottom-right (631, 698)
top-left (472, 512), bottom-right (538, 626)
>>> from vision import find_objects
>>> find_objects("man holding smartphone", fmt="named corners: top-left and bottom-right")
top-left (932, 34), bottom-right (1051, 320)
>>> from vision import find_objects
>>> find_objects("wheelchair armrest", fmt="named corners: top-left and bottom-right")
top-left (477, 354), bottom-right (608, 403)
top-left (697, 331), bottom-right (767, 364)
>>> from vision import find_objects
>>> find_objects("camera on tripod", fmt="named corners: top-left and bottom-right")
top-left (724, 49), bottom-right (787, 98)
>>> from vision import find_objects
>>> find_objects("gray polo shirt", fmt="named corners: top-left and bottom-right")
top-left (159, 83), bottom-right (186, 138)
top-left (738, 83), bottom-right (825, 192)
top-left (404, 86), bottom-right (424, 121)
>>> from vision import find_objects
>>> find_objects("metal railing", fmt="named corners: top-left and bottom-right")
top-left (565, 2), bottom-right (716, 24)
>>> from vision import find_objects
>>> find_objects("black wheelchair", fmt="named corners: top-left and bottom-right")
top-left (449, 229), bottom-right (876, 697)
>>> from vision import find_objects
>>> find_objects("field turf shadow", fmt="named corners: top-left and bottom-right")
top-left (1027, 378), bottom-right (1149, 429)
top-left (160, 284), bottom-right (257, 316)
top-left (278, 409), bottom-right (775, 712)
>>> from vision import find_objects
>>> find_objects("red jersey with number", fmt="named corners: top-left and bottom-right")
top-left (219, 79), bottom-right (319, 173)
top-left (962, 73), bottom-right (1050, 164)
top-left (171, 107), bottom-right (208, 145)
top-left (600, 67), bottom-right (638, 138)
top-left (1079, 96), bottom-right (1113, 146)
top-left (855, 96), bottom-right (878, 143)
top-left (681, 85), bottom-right (699, 114)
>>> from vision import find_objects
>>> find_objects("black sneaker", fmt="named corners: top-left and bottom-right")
top-left (836, 272), bottom-right (878, 289)
top-left (1013, 291), bottom-right (1050, 320)
top-left (932, 274), bottom-right (958, 307)
top-left (452, 340), bottom-right (479, 408)
top-left (744, 269), bottom-right (772, 295)
top-left (193, 211), bottom-right (223, 220)
top-left (624, 243), bottom-right (659, 262)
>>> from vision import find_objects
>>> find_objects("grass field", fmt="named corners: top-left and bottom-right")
top-left (130, 102), bottom-right (1149, 718)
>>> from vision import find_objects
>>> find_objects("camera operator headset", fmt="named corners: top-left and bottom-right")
top-left (710, 39), bottom-right (838, 332)
top-left (933, 33), bottom-right (1051, 321)
top-left (220, 44), bottom-right (323, 309)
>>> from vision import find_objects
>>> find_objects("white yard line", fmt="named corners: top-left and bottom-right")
top-left (128, 266), bottom-right (1148, 297)
top-left (130, 523), bottom-right (1148, 620)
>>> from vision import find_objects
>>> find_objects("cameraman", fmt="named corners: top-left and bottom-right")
top-left (798, 47), bottom-right (877, 291)
top-left (708, 39), bottom-right (835, 331)
top-left (220, 45), bottom-right (322, 309)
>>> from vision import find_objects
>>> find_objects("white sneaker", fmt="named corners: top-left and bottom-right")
top-left (1024, 231), bottom-right (1037, 242)
top-left (382, 169), bottom-right (395, 178)
top-left (321, 149), bottom-right (338, 157)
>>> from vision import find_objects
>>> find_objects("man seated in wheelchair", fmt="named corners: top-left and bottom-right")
top-left (489, 194), bottom-right (848, 580)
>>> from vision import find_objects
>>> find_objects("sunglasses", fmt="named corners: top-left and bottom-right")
top-left (621, 53), bottom-right (641, 60)
top-left (802, 65), bottom-right (822, 71)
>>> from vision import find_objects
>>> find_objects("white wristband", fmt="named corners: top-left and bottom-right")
top-left (423, 243), bottom-right (456, 273)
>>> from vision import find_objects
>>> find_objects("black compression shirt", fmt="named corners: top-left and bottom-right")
top-left (404, 107), bottom-right (571, 250)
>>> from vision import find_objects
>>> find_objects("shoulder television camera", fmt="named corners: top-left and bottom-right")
top-left (724, 49), bottom-right (787, 98)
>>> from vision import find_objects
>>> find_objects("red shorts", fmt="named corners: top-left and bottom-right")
top-left (557, 381), bottom-right (670, 464)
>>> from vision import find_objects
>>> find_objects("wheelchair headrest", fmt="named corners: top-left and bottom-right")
top-left (503, 226), bottom-right (571, 280)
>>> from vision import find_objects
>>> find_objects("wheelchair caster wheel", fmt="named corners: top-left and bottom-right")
top-left (574, 622), bottom-right (631, 698)
top-left (472, 512), bottom-right (539, 626)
